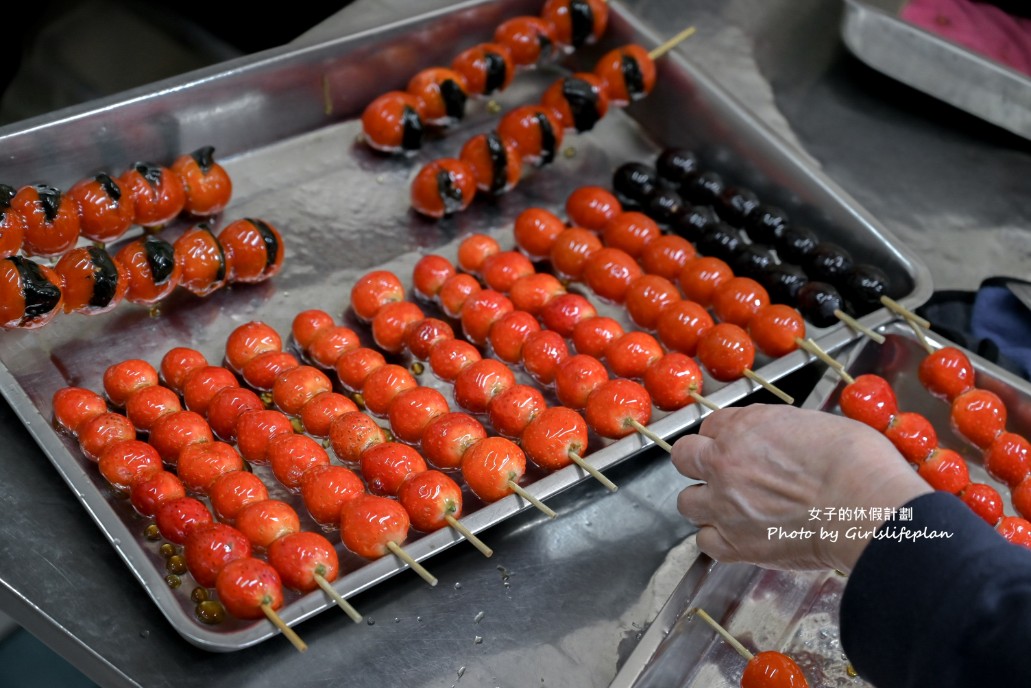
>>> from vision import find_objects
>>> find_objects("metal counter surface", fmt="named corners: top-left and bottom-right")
top-left (0, 0), bottom-right (1028, 686)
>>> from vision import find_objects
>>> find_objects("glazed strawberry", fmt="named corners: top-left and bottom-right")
top-left (602, 212), bottom-right (660, 258)
top-left (585, 379), bottom-right (652, 439)
top-left (454, 359), bottom-right (516, 413)
top-left (457, 234), bottom-right (501, 275)
top-left (488, 384), bottom-right (546, 437)
top-left (206, 387), bottom-right (263, 441)
top-left (625, 275), bottom-right (681, 330)
top-left (182, 366), bottom-right (239, 417)
top-left (412, 255), bottom-right (456, 301)
top-left (640, 235), bottom-right (696, 282)
top-left (184, 523), bottom-right (251, 588)
top-left (291, 309), bottom-right (335, 351)
top-left (482, 251), bottom-right (535, 293)
top-left (917, 448), bottom-right (970, 494)
top-left (509, 273), bottom-right (565, 315)
top-left (572, 316), bottom-right (624, 359)
top-left (299, 392), bottom-right (357, 438)
top-left (514, 208), bottom-right (565, 259)
top-left (268, 434), bottom-right (330, 489)
top-left (461, 437), bottom-right (527, 502)
top-left (451, 43), bottom-right (514, 96)
top-left (884, 412), bottom-right (938, 465)
top-left (116, 235), bottom-right (181, 305)
top-left (208, 471), bottom-right (269, 522)
top-left (407, 67), bottom-right (469, 125)
top-left (300, 464), bottom-right (364, 525)
top-left (272, 365), bottom-right (331, 416)
top-left (522, 330), bottom-right (569, 385)
top-left (697, 323), bottom-right (756, 383)
top-left (361, 91), bottom-right (426, 154)
top-left (541, 72), bottom-right (610, 132)
top-left (405, 318), bottom-right (455, 361)
top-left (656, 301), bottom-right (714, 357)
top-left (177, 441), bottom-right (243, 493)
top-left (66, 173), bottom-right (134, 243)
top-left (387, 387), bottom-right (450, 444)
top-left (428, 339), bottom-right (481, 382)
top-left (267, 531), bottom-right (340, 593)
top-left (679, 256), bottom-right (733, 307)
top-left (149, 410), bottom-right (214, 465)
top-left (542, 0), bottom-right (608, 47)
top-left (118, 162), bottom-right (185, 227)
top-left (961, 483), bottom-right (1004, 526)
top-left (242, 351), bottom-right (299, 392)
top-left (951, 389), bottom-right (1007, 449)
top-left (438, 273), bottom-right (483, 318)
top-left (308, 325), bottom-right (360, 368)
top-left (741, 651), bottom-right (810, 688)
top-left (540, 293), bottom-right (598, 338)
top-left (236, 499), bottom-right (301, 549)
top-left (566, 187), bottom-right (621, 233)
top-left (362, 364), bottom-right (417, 416)
top-left (335, 348), bottom-right (387, 391)
top-left (160, 347), bottom-right (208, 393)
top-left (218, 219), bottom-right (284, 284)
top-left (837, 374), bottom-right (898, 432)
top-left (98, 439), bottom-right (162, 491)
top-left (555, 354), bottom-right (609, 409)
top-left (130, 470), bottom-right (185, 517)
top-left (351, 270), bottom-right (404, 322)
top-left (644, 353), bottom-right (705, 411)
top-left (748, 304), bottom-right (805, 359)
top-left (1013, 477), bottom-right (1031, 520)
top-left (329, 411), bottom-right (387, 465)
top-left (606, 331), bottom-right (664, 380)
top-left (155, 496), bottom-right (213, 544)
top-left (104, 359), bottom-right (159, 407)
top-left (12, 184), bottom-right (80, 257)
top-left (494, 16), bottom-right (557, 66)
top-left (984, 432), bottom-right (1031, 487)
top-left (234, 409), bottom-right (292, 464)
top-left (215, 558), bottom-right (284, 620)
top-left (522, 407), bottom-right (588, 472)
top-left (997, 517), bottom-right (1031, 549)
top-left (372, 301), bottom-right (424, 354)
top-left (461, 290), bottom-right (514, 345)
top-left (711, 277), bottom-right (770, 328)
top-left (52, 387), bottom-right (108, 436)
top-left (919, 347), bottom-right (975, 401)
top-left (53, 247), bottom-right (129, 315)
top-left (398, 470), bottom-right (464, 532)
top-left (488, 310), bottom-right (541, 363)
top-left (341, 494), bottom-right (410, 559)
top-left (173, 224), bottom-right (228, 296)
top-left (549, 227), bottom-right (602, 280)
top-left (420, 412), bottom-right (487, 469)
top-left (171, 146), bottom-right (233, 216)
top-left (79, 412), bottom-right (136, 462)
top-left (594, 44), bottom-right (657, 104)
top-left (497, 104), bottom-right (564, 166)
top-left (583, 247), bottom-right (643, 303)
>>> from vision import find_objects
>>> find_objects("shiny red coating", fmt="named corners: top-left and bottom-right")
top-left (292, 309), bottom-right (335, 350)
top-left (625, 275), bottom-right (681, 330)
top-left (54, 247), bottom-right (129, 314)
top-left (309, 325), bottom-right (360, 368)
top-left (540, 293), bottom-right (598, 338)
top-left (351, 270), bottom-right (404, 322)
top-left (236, 499), bottom-right (301, 549)
top-left (741, 651), bottom-right (811, 688)
top-left (541, 0), bottom-right (608, 47)
top-left (218, 218), bottom-right (284, 284)
top-left (173, 225), bottom-right (228, 296)
top-left (917, 448), bottom-right (970, 494)
top-left (272, 365), bottom-right (332, 416)
top-left (405, 318), bottom-right (455, 361)
top-left (555, 354), bottom-right (609, 410)
top-left (420, 412), bottom-right (487, 469)
top-left (206, 386), bottom-right (263, 442)
top-left (997, 517), bottom-right (1031, 549)
top-left (696, 323), bottom-right (756, 382)
top-left (300, 464), bottom-right (364, 525)
top-left (130, 470), bottom-right (185, 517)
top-left (160, 347), bottom-right (208, 392)
top-left (52, 387), bottom-right (107, 436)
top-left (483, 251), bottom-right (535, 293)
top-left (362, 364), bottom-right (417, 416)
top-left (460, 133), bottom-right (522, 194)
top-left (549, 227), bottom-right (602, 280)
top-left (182, 366), bottom-right (239, 417)
top-left (171, 149), bottom-right (233, 216)
top-left (335, 348), bottom-right (387, 392)
top-left (488, 384), bottom-right (546, 437)
top-left (215, 558), bottom-right (283, 619)
top-left (585, 379), bottom-right (652, 439)
top-left (225, 321), bottom-right (282, 372)
top-left (66, 175), bottom-right (134, 242)
top-left (12, 185), bottom-right (81, 256)
top-left (372, 301), bottom-right (424, 354)
top-left (388, 387), bottom-right (450, 444)
top-left (583, 247), bottom-right (643, 303)
top-left (918, 346), bottom-right (975, 401)
top-left (242, 351), bottom-right (299, 392)
top-left (411, 158), bottom-right (478, 218)
top-left (521, 406), bottom-right (588, 471)
top-left (883, 412), bottom-right (938, 465)
top-left (566, 186), bottom-right (621, 233)
top-left (341, 494), bottom-right (410, 559)
top-left (679, 257), bottom-right (734, 308)
top-left (496, 105), bottom-right (565, 166)
top-left (412, 255), bottom-right (455, 300)
top-left (644, 353), bottom-right (705, 411)
top-left (461, 436), bottom-right (527, 502)
top-left (267, 531), bottom-right (340, 592)
top-left (98, 439), bottom-right (162, 491)
top-left (984, 432), bottom-right (1031, 487)
top-left (269, 434), bottom-right (330, 489)
top-left (78, 412), bottom-right (136, 462)
top-left (299, 392), bottom-right (357, 438)
top-left (602, 212), bottom-right (660, 259)
top-left (329, 411), bottom-right (387, 465)
top-left (711, 277), bottom-right (770, 328)
top-left (234, 409), bottom-right (293, 464)
top-left (439, 273), bottom-right (483, 318)
top-left (748, 304), bottom-right (804, 358)
top-left (457, 234), bottom-right (501, 275)
top-left (541, 72), bottom-right (610, 132)
top-left (149, 410), bottom-right (213, 466)
top-left (103, 358), bottom-right (159, 407)
top-left (838, 374), bottom-right (898, 432)
top-left (594, 44), bottom-right (656, 104)
top-left (115, 236), bottom-right (181, 305)
top-left (606, 331), bottom-right (663, 380)
top-left (951, 388), bottom-right (1007, 449)
top-left (494, 16), bottom-right (557, 66)
top-left (454, 359), bottom-right (516, 414)
top-left (509, 273), bottom-right (565, 316)
top-left (177, 441), bottom-right (244, 493)
top-left (522, 330), bottom-right (569, 385)
top-left (118, 164), bottom-right (185, 227)
top-left (406, 67), bottom-right (469, 125)
top-left (398, 470), bottom-right (464, 532)
top-left (572, 316), bottom-right (624, 359)
top-left (640, 234), bottom-right (696, 281)
top-left (184, 523), bottom-right (252, 588)
top-left (429, 339), bottom-right (482, 382)
top-left (361, 91), bottom-right (426, 153)
top-left (155, 496), bottom-right (213, 544)
top-left (208, 471), bottom-right (269, 522)
top-left (451, 42), bottom-right (514, 95)
top-left (960, 483), bottom-right (1004, 526)
top-left (656, 301), bottom-right (714, 357)
top-left (488, 310), bottom-right (541, 363)
top-left (461, 290), bottom-right (514, 346)
top-left (514, 208), bottom-right (565, 259)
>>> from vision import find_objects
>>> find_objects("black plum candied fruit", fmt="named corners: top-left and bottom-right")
top-left (612, 162), bottom-right (659, 208)
top-left (797, 280), bottom-right (844, 328)
top-left (655, 148), bottom-right (700, 187)
top-left (761, 262), bottom-right (809, 305)
top-left (695, 222), bottom-right (743, 262)
top-left (646, 188), bottom-right (687, 227)
top-left (682, 170), bottom-right (725, 207)
top-left (717, 186), bottom-right (760, 227)
top-left (745, 204), bottom-right (789, 244)
top-left (775, 224), bottom-right (818, 264)
top-left (804, 242), bottom-right (854, 284)
top-left (843, 264), bottom-right (890, 315)
top-left (673, 205), bottom-right (719, 243)
top-left (731, 244), bottom-right (774, 280)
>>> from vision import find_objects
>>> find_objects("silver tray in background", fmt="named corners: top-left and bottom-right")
top-left (842, 0), bottom-right (1031, 140)
top-left (0, 0), bottom-right (931, 651)
top-left (612, 320), bottom-right (1031, 687)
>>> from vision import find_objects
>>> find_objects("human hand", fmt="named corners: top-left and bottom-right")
top-left (672, 404), bottom-right (932, 573)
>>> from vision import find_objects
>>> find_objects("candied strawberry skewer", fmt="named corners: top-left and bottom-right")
top-left (268, 531), bottom-right (363, 623)
top-left (342, 493), bottom-right (438, 586)
top-left (692, 608), bottom-right (810, 688)
top-left (216, 558), bottom-right (307, 652)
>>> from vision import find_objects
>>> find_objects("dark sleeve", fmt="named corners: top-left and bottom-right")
top-left (840, 491), bottom-right (1031, 688)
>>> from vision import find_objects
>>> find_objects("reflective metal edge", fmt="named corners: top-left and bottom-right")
top-left (841, 0), bottom-right (1031, 141)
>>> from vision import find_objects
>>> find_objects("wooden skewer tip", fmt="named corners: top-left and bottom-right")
top-left (691, 608), bottom-right (754, 662)
top-left (689, 390), bottom-right (721, 413)
top-left (880, 296), bottom-right (931, 329)
top-left (742, 369), bottom-right (795, 405)
top-left (628, 417), bottom-right (673, 453)
top-left (648, 25), bottom-right (697, 60)
top-left (834, 309), bottom-right (886, 344)
top-left (444, 514), bottom-right (494, 558)
top-left (507, 480), bottom-right (557, 519)
top-left (313, 573), bottom-right (363, 624)
top-left (386, 541), bottom-right (438, 587)
top-left (795, 337), bottom-right (855, 385)
top-left (568, 450), bottom-right (618, 492)
top-left (260, 603), bottom-right (308, 653)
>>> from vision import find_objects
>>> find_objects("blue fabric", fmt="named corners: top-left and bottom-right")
top-left (971, 283), bottom-right (1031, 381)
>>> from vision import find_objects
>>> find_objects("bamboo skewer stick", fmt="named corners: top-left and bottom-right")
top-left (507, 480), bottom-right (557, 519)
top-left (313, 573), bottom-right (363, 624)
top-left (568, 449), bottom-right (618, 492)
top-left (261, 603), bottom-right (308, 652)
top-left (880, 296), bottom-right (931, 328)
top-left (692, 608), bottom-right (754, 661)
top-left (796, 337), bottom-right (855, 385)
top-left (628, 418), bottom-right (674, 453)
top-left (648, 26), bottom-right (697, 60)
top-left (743, 369), bottom-right (795, 405)
top-left (444, 514), bottom-right (494, 558)
top-left (834, 309), bottom-right (885, 344)
top-left (386, 541), bottom-right (438, 587)
top-left (690, 390), bottom-right (721, 413)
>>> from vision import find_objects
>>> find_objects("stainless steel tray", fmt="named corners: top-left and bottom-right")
top-left (0, 0), bottom-right (932, 651)
top-left (612, 320), bottom-right (1031, 687)
top-left (842, 0), bottom-right (1031, 140)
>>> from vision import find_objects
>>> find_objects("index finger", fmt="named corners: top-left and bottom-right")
top-left (696, 406), bottom-right (746, 439)
top-left (671, 433), bottom-right (714, 483)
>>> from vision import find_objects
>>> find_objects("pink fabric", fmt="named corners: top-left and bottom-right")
top-left (901, 0), bottom-right (1031, 76)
